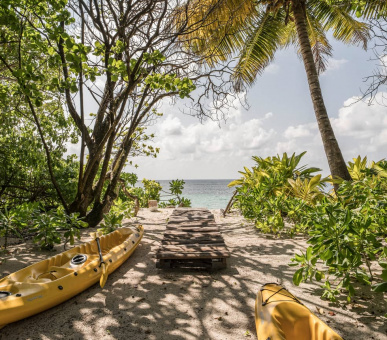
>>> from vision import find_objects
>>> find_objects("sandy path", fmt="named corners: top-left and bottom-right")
top-left (0, 209), bottom-right (386, 340)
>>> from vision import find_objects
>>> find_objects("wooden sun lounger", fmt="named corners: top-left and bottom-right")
top-left (156, 208), bottom-right (230, 269)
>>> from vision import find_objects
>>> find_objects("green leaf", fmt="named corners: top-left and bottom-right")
top-left (306, 246), bottom-right (313, 261)
top-left (293, 268), bottom-right (304, 286)
top-left (381, 269), bottom-right (387, 281)
top-left (372, 282), bottom-right (387, 293)
top-left (380, 262), bottom-right (387, 269)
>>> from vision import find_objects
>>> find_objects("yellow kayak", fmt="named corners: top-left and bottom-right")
top-left (0, 225), bottom-right (143, 329)
top-left (255, 283), bottom-right (343, 340)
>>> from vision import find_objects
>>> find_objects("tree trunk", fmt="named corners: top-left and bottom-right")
top-left (292, 1), bottom-right (352, 183)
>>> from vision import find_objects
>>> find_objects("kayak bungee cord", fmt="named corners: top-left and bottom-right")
top-left (260, 284), bottom-right (303, 306)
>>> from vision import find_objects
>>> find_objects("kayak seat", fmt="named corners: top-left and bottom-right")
top-left (24, 267), bottom-right (74, 283)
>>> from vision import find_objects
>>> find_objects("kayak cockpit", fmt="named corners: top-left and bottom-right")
top-left (3, 228), bottom-right (135, 286)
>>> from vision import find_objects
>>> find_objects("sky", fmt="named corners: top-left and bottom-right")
top-left (129, 37), bottom-right (387, 180)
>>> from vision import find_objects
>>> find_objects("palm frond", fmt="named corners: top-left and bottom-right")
top-left (339, 0), bottom-right (387, 20)
top-left (305, 6), bottom-right (333, 74)
top-left (174, 0), bottom-right (257, 66)
top-left (279, 20), bottom-right (297, 47)
top-left (232, 9), bottom-right (287, 91)
top-left (310, 0), bottom-right (370, 49)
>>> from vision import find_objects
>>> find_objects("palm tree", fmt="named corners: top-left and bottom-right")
top-left (177, 0), bottom-right (385, 181)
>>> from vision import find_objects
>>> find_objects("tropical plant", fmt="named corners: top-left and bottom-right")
top-left (347, 156), bottom-right (387, 181)
top-left (0, 207), bottom-right (23, 250)
top-left (159, 179), bottom-right (191, 208)
top-left (288, 175), bottom-right (325, 205)
top-left (54, 208), bottom-right (88, 250)
top-left (230, 152), bottom-right (324, 232)
top-left (98, 211), bottom-right (124, 235)
top-left (177, 0), bottom-right (387, 182)
top-left (289, 158), bottom-right (387, 300)
top-left (32, 210), bottom-right (62, 250)
top-left (232, 153), bottom-right (387, 300)
top-left (110, 198), bottom-right (134, 220)
top-left (291, 184), bottom-right (387, 301)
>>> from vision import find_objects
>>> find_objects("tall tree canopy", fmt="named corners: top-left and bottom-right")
top-left (0, 0), bottom-right (238, 226)
top-left (177, 0), bottom-right (386, 183)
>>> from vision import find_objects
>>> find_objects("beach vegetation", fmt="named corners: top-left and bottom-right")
top-left (231, 153), bottom-right (387, 300)
top-left (159, 180), bottom-right (192, 208)
top-left (229, 152), bottom-right (324, 233)
top-left (98, 211), bottom-right (124, 236)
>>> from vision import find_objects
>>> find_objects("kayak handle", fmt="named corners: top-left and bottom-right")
top-left (95, 237), bottom-right (105, 267)
top-left (91, 232), bottom-right (109, 288)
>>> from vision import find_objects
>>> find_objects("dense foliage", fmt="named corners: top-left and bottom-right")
top-left (0, 174), bottom-right (191, 249)
top-left (231, 153), bottom-right (387, 300)
top-left (0, 0), bottom-right (236, 227)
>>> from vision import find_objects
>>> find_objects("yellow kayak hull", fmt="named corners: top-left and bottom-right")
top-left (255, 283), bottom-right (343, 340)
top-left (0, 226), bottom-right (143, 329)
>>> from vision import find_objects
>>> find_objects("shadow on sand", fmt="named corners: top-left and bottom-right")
top-left (0, 210), bottom-right (386, 340)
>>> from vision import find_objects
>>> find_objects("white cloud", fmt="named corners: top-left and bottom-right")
top-left (331, 94), bottom-right (387, 146)
top-left (265, 63), bottom-right (280, 74)
top-left (158, 115), bottom-right (183, 136)
top-left (322, 58), bottom-right (348, 74)
top-left (154, 112), bottom-right (276, 162)
top-left (284, 124), bottom-right (313, 139)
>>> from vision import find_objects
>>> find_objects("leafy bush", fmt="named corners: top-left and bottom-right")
top-left (119, 175), bottom-right (191, 208)
top-left (230, 152), bottom-right (324, 233)
top-left (159, 179), bottom-right (191, 208)
top-left (0, 206), bottom-right (23, 249)
top-left (110, 198), bottom-right (134, 219)
top-left (55, 208), bottom-right (88, 249)
top-left (291, 170), bottom-right (387, 300)
top-left (0, 203), bottom-right (88, 251)
top-left (0, 202), bottom-right (38, 249)
top-left (98, 211), bottom-right (124, 235)
top-left (32, 210), bottom-right (62, 250)
top-left (232, 154), bottom-right (387, 300)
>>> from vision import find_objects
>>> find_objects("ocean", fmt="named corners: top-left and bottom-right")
top-left (156, 179), bottom-right (235, 209)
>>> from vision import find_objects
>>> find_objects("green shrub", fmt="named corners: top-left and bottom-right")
top-left (233, 154), bottom-right (387, 300)
top-left (0, 202), bottom-right (38, 249)
top-left (32, 210), bottom-right (62, 250)
top-left (98, 211), bottom-right (124, 235)
top-left (230, 152), bottom-right (324, 233)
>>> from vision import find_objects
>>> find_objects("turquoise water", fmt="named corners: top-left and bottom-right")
top-left (157, 179), bottom-right (235, 209)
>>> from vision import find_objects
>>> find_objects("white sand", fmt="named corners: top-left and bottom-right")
top-left (0, 208), bottom-right (386, 339)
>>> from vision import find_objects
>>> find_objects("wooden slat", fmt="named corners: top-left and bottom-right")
top-left (163, 231), bottom-right (222, 238)
top-left (167, 222), bottom-right (219, 229)
top-left (162, 235), bottom-right (224, 241)
top-left (167, 224), bottom-right (219, 232)
top-left (170, 214), bottom-right (214, 219)
top-left (157, 252), bottom-right (230, 259)
top-left (161, 239), bottom-right (225, 245)
top-left (167, 219), bottom-right (214, 224)
top-left (158, 244), bottom-right (229, 252)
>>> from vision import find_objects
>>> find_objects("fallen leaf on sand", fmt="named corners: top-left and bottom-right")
top-left (328, 311), bottom-right (336, 316)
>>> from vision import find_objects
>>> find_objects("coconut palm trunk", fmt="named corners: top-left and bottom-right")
top-left (292, 0), bottom-right (351, 181)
